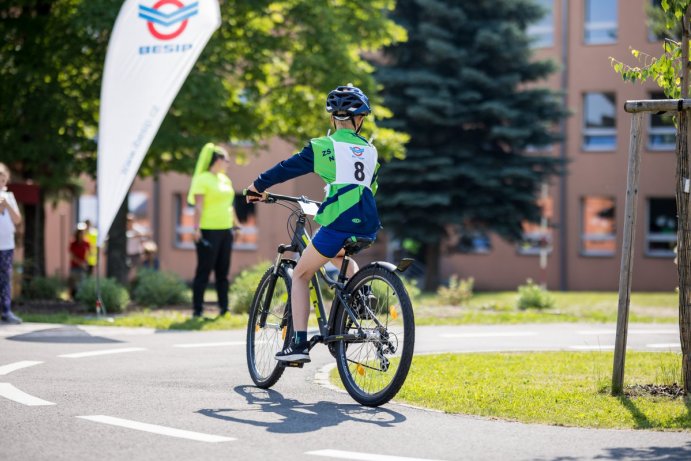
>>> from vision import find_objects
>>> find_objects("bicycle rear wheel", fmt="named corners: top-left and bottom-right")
top-left (246, 265), bottom-right (293, 388)
top-left (334, 265), bottom-right (415, 406)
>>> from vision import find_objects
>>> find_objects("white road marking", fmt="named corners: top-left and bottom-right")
top-left (77, 415), bottom-right (234, 442)
top-left (0, 383), bottom-right (55, 406)
top-left (0, 361), bottom-right (43, 376)
top-left (173, 341), bottom-right (244, 348)
top-left (440, 332), bottom-right (537, 339)
top-left (79, 326), bottom-right (156, 336)
top-left (577, 329), bottom-right (678, 335)
top-left (569, 345), bottom-right (615, 350)
top-left (646, 343), bottom-right (681, 349)
top-left (306, 449), bottom-right (447, 461)
top-left (58, 347), bottom-right (146, 358)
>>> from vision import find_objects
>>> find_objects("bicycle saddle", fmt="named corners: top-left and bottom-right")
top-left (343, 236), bottom-right (374, 256)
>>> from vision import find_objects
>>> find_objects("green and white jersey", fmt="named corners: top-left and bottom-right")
top-left (254, 128), bottom-right (381, 234)
top-left (312, 132), bottom-right (378, 191)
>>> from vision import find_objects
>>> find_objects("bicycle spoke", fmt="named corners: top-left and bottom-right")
top-left (338, 271), bottom-right (411, 402)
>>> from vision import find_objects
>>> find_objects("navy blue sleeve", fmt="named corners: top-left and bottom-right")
top-left (253, 143), bottom-right (314, 192)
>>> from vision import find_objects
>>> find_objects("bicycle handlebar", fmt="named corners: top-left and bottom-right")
top-left (244, 189), bottom-right (322, 206)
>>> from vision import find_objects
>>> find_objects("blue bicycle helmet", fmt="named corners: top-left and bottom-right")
top-left (326, 85), bottom-right (371, 118)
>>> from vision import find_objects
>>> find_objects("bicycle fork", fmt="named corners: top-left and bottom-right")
top-left (259, 247), bottom-right (296, 329)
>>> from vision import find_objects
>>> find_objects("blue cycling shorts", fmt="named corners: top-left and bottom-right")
top-left (311, 227), bottom-right (377, 258)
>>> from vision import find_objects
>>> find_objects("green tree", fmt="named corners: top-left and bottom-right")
top-left (375, 0), bottom-right (566, 290)
top-left (0, 1), bottom-right (111, 278)
top-left (0, 0), bottom-right (407, 281)
top-left (610, 0), bottom-right (691, 395)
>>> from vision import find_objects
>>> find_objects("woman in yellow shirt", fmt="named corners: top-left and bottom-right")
top-left (187, 144), bottom-right (238, 318)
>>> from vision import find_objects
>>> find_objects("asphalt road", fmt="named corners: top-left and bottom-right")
top-left (1, 322), bottom-right (689, 461)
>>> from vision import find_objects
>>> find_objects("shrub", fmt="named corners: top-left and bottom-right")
top-left (230, 261), bottom-right (271, 314)
top-left (133, 269), bottom-right (189, 307)
top-left (75, 277), bottom-right (130, 313)
top-left (22, 276), bottom-right (64, 300)
top-left (401, 276), bottom-right (421, 301)
top-left (516, 279), bottom-right (555, 310)
top-left (437, 275), bottom-right (474, 306)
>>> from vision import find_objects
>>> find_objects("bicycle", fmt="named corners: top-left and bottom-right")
top-left (244, 189), bottom-right (415, 407)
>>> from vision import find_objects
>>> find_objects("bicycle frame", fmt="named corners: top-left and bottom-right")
top-left (259, 195), bottom-right (372, 352)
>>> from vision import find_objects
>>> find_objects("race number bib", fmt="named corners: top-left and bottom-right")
top-left (331, 141), bottom-right (377, 189)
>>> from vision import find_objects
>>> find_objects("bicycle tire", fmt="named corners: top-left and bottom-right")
top-left (246, 265), bottom-right (293, 388)
top-left (334, 265), bottom-right (415, 406)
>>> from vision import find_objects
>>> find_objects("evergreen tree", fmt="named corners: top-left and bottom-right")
top-left (376, 0), bottom-right (566, 290)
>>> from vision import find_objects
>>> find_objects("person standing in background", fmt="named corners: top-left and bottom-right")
top-left (0, 163), bottom-right (23, 324)
top-left (83, 219), bottom-right (98, 275)
top-left (187, 143), bottom-right (239, 318)
top-left (68, 226), bottom-right (90, 300)
top-left (126, 213), bottom-right (147, 271)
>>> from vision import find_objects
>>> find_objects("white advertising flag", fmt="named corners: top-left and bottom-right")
top-left (97, 0), bottom-right (221, 246)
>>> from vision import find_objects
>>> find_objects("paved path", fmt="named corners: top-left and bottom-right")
top-left (1, 322), bottom-right (688, 461)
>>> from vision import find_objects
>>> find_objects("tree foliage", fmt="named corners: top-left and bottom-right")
top-left (0, 0), bottom-right (407, 193)
top-left (610, 0), bottom-right (690, 97)
top-left (375, 0), bottom-right (566, 289)
top-left (0, 0), bottom-right (407, 277)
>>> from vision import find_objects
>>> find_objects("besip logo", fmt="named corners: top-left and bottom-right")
top-left (138, 0), bottom-right (199, 41)
top-left (349, 146), bottom-right (365, 157)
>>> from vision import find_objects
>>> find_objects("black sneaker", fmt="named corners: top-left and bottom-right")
top-left (275, 342), bottom-right (310, 363)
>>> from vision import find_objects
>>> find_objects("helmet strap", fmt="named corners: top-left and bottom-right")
top-left (331, 114), bottom-right (364, 133)
top-left (353, 116), bottom-right (364, 134)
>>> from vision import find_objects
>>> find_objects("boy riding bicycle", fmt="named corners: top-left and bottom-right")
top-left (247, 84), bottom-right (380, 363)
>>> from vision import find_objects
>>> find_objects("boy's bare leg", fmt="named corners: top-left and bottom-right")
top-left (291, 244), bottom-right (330, 331)
top-left (330, 248), bottom-right (358, 278)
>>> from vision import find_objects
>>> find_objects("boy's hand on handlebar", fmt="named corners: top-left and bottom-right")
top-left (244, 184), bottom-right (267, 203)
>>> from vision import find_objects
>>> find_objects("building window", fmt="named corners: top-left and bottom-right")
top-left (582, 92), bottom-right (617, 151)
top-left (128, 191), bottom-right (151, 229)
top-left (646, 198), bottom-right (677, 257)
top-left (517, 191), bottom-right (553, 255)
top-left (174, 193), bottom-right (258, 250)
top-left (457, 231), bottom-right (492, 254)
top-left (233, 192), bottom-right (258, 250)
top-left (581, 196), bottom-right (616, 256)
top-left (584, 0), bottom-right (618, 45)
top-left (518, 223), bottom-right (552, 255)
top-left (528, 0), bottom-right (554, 48)
top-left (648, 0), bottom-right (669, 42)
top-left (77, 192), bottom-right (150, 232)
top-left (174, 194), bottom-right (196, 249)
top-left (78, 194), bottom-right (97, 225)
top-left (648, 92), bottom-right (676, 151)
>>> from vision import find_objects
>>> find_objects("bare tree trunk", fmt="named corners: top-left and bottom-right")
top-left (676, 110), bottom-right (691, 393)
top-left (106, 198), bottom-right (129, 286)
top-left (423, 242), bottom-right (440, 292)
top-left (22, 191), bottom-right (46, 286)
top-left (678, 7), bottom-right (691, 394)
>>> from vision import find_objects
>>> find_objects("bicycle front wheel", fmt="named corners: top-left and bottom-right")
top-left (246, 265), bottom-right (293, 388)
top-left (335, 265), bottom-right (415, 406)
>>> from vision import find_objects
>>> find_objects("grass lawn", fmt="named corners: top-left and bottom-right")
top-left (333, 351), bottom-right (690, 430)
top-left (16, 290), bottom-right (677, 329)
top-left (20, 308), bottom-right (249, 330)
top-left (413, 291), bottom-right (678, 325)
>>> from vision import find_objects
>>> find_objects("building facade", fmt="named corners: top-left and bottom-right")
top-left (441, 0), bottom-right (676, 291)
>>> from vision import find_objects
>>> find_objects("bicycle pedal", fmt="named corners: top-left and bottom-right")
top-left (283, 361), bottom-right (305, 368)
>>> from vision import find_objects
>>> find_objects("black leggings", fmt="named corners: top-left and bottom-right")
top-left (193, 229), bottom-right (233, 315)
